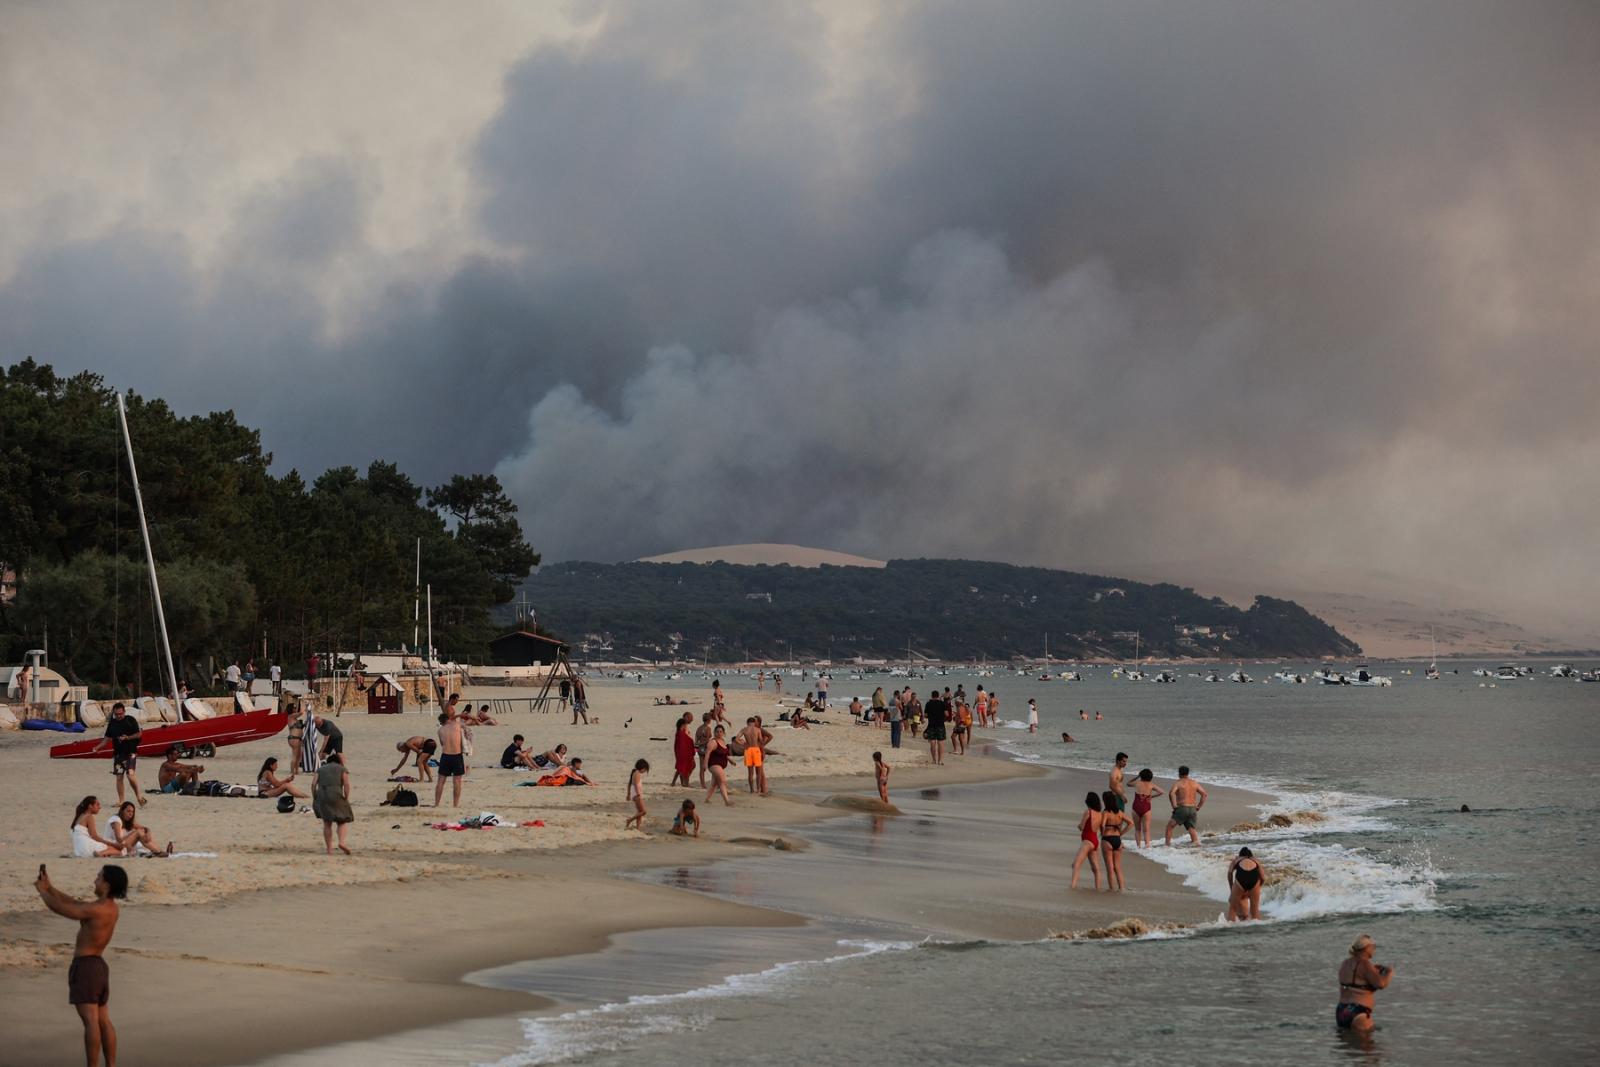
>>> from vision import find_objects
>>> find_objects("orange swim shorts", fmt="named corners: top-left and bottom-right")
top-left (744, 747), bottom-right (764, 768)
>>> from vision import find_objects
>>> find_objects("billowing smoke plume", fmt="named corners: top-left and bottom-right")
top-left (2, 1), bottom-right (1597, 618)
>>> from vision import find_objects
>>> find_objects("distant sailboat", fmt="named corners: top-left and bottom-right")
top-left (1425, 627), bottom-right (1441, 680)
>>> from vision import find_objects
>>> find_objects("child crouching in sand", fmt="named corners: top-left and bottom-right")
top-left (669, 799), bottom-right (700, 837)
top-left (874, 751), bottom-right (891, 804)
top-left (624, 759), bottom-right (650, 830)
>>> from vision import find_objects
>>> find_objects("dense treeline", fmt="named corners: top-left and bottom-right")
top-left (0, 360), bottom-right (538, 694)
top-left (526, 559), bottom-right (1361, 662)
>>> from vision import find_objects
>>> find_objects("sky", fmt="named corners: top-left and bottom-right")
top-left (2, 1), bottom-right (1597, 622)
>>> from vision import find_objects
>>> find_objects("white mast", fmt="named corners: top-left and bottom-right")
top-left (116, 394), bottom-right (183, 717)
top-left (426, 584), bottom-right (436, 701)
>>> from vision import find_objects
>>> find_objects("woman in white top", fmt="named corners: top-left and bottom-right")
top-left (70, 796), bottom-right (123, 858)
top-left (106, 800), bottom-right (172, 857)
top-left (1027, 699), bottom-right (1039, 733)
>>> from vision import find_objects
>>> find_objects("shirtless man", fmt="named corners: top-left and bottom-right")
top-left (36, 863), bottom-right (127, 1067)
top-left (1164, 765), bottom-right (1209, 846)
top-left (433, 707), bottom-right (465, 807)
top-left (157, 747), bottom-right (204, 793)
top-left (391, 736), bottom-right (437, 780)
top-left (1109, 752), bottom-right (1130, 814)
top-left (739, 717), bottom-right (769, 795)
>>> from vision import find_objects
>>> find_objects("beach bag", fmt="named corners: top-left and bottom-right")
top-left (384, 787), bottom-right (419, 807)
top-left (277, 795), bottom-right (296, 813)
top-left (202, 781), bottom-right (227, 797)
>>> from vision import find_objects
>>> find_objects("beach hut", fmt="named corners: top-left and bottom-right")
top-left (367, 674), bottom-right (403, 714)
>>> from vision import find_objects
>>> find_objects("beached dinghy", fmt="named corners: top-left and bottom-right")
top-left (51, 708), bottom-right (288, 760)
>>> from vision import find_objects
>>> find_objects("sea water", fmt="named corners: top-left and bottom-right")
top-left (467, 664), bottom-right (1600, 1066)
top-left (263, 664), bottom-right (1600, 1065)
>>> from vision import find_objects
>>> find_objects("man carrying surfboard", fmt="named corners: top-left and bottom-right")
top-left (36, 862), bottom-right (127, 1067)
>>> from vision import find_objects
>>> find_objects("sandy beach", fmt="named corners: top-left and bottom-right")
top-left (0, 684), bottom-right (1269, 1066)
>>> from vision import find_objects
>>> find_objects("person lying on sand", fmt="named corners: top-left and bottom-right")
top-left (106, 800), bottom-right (173, 857)
top-left (391, 736), bottom-right (438, 780)
top-left (158, 747), bottom-right (206, 793)
top-left (525, 744), bottom-right (569, 771)
top-left (654, 695), bottom-right (699, 705)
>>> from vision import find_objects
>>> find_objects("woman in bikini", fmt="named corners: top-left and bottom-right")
top-left (704, 725), bottom-right (734, 806)
top-left (1098, 790), bottom-right (1129, 891)
top-left (1336, 934), bottom-right (1393, 1033)
top-left (1130, 768), bottom-right (1165, 848)
top-left (286, 705), bottom-right (305, 771)
top-left (1069, 791), bottom-right (1104, 890)
top-left (1227, 846), bottom-right (1265, 920)
top-left (257, 757), bottom-right (307, 800)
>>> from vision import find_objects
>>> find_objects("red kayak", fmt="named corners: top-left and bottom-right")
top-left (50, 709), bottom-right (289, 760)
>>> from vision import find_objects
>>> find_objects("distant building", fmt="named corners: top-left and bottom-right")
top-left (489, 630), bottom-right (571, 667)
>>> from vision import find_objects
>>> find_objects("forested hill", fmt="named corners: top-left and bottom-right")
top-left (523, 559), bottom-right (1362, 662)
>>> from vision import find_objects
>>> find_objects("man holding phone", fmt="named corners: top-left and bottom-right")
top-left (35, 863), bottom-right (127, 1066)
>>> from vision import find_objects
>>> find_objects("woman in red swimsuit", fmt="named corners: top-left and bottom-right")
top-left (1069, 791), bottom-right (1104, 890)
top-left (1130, 768), bottom-right (1165, 848)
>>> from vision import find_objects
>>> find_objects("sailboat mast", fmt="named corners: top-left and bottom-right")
top-left (116, 393), bottom-right (182, 714)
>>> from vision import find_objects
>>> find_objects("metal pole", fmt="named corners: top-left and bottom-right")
top-left (413, 538), bottom-right (421, 651)
top-left (116, 394), bottom-right (182, 716)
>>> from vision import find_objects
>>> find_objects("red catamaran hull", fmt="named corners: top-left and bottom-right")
top-left (49, 710), bottom-right (290, 759)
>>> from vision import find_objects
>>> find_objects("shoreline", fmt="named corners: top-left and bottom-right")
top-left (0, 693), bottom-right (1268, 1067)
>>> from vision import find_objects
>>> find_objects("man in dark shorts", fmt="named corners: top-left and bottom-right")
top-left (922, 689), bottom-right (948, 766)
top-left (36, 862), bottom-right (127, 1066)
top-left (1165, 765), bottom-right (1209, 847)
top-left (433, 704), bottom-right (466, 807)
top-left (315, 717), bottom-right (344, 757)
top-left (104, 702), bottom-right (144, 807)
top-left (1109, 752), bottom-right (1130, 813)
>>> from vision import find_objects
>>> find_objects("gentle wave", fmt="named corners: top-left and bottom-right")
top-left (479, 939), bottom-right (920, 1067)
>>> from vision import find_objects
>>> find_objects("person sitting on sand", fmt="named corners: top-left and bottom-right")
top-left (390, 736), bottom-right (438, 780)
top-left (501, 735), bottom-right (528, 769)
top-left (475, 704), bottom-right (500, 726)
top-left (1336, 934), bottom-right (1394, 1033)
top-left (1228, 846), bottom-right (1265, 921)
top-left (669, 799), bottom-right (700, 838)
top-left (158, 747), bottom-right (205, 793)
top-left (874, 751), bottom-right (891, 804)
top-left (106, 800), bottom-right (173, 857)
top-left (71, 797), bottom-right (125, 858)
top-left (256, 756), bottom-right (307, 800)
top-left (789, 707), bottom-right (812, 729)
top-left (1129, 768), bottom-right (1164, 848)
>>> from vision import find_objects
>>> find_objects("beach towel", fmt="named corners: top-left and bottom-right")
top-left (300, 725), bottom-right (320, 775)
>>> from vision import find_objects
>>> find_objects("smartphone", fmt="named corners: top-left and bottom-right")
top-left (38, 863), bottom-right (47, 876)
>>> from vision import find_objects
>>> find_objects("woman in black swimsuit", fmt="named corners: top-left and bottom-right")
top-left (1098, 790), bottom-right (1129, 891)
top-left (1227, 846), bottom-right (1265, 921)
top-left (703, 725), bottom-right (733, 807)
top-left (1336, 934), bottom-right (1393, 1033)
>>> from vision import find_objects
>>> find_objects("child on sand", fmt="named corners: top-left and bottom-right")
top-left (669, 799), bottom-right (700, 837)
top-left (1027, 698), bottom-right (1039, 733)
top-left (873, 751), bottom-right (891, 804)
top-left (624, 759), bottom-right (650, 830)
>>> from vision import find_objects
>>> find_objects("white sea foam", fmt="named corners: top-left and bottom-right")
top-left (479, 939), bottom-right (919, 1067)
top-left (990, 743), bottom-right (1436, 923)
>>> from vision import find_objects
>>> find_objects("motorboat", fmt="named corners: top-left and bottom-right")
top-left (1061, 671), bottom-right (1082, 681)
top-left (1348, 667), bottom-right (1392, 687)
top-left (1123, 669), bottom-right (1145, 681)
top-left (1204, 670), bottom-right (1223, 683)
top-left (1580, 670), bottom-right (1600, 683)
top-left (1229, 670), bottom-right (1253, 683)
top-left (1550, 664), bottom-right (1577, 678)
top-left (1272, 670), bottom-right (1306, 684)
top-left (1494, 665), bottom-right (1523, 680)
top-left (1153, 670), bottom-right (1177, 683)
top-left (1314, 669), bottom-right (1349, 685)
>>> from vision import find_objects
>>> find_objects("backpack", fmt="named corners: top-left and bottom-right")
top-left (277, 795), bottom-right (296, 813)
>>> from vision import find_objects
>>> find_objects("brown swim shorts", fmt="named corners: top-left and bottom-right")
top-left (68, 955), bottom-right (109, 1005)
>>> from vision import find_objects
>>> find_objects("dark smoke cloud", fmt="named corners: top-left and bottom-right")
top-left (2, 1), bottom-right (1596, 618)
